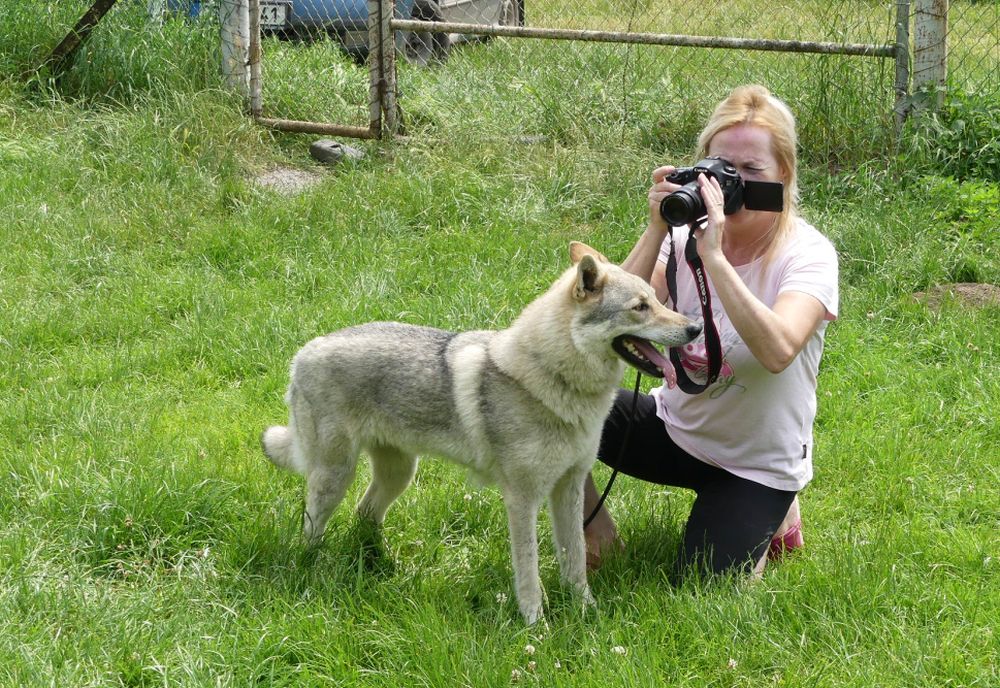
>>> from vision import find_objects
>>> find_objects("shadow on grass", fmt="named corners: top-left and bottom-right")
top-left (221, 509), bottom-right (399, 597)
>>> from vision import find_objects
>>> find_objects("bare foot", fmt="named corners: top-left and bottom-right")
top-left (583, 474), bottom-right (625, 571)
top-left (774, 496), bottom-right (801, 539)
top-left (585, 529), bottom-right (624, 571)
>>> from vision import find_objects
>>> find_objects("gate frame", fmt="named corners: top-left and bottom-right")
top-left (248, 0), bottom-right (385, 139)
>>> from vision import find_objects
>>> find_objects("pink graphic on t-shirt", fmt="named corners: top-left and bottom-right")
top-left (664, 337), bottom-right (734, 389)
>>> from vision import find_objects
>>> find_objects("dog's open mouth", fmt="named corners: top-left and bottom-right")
top-left (612, 335), bottom-right (671, 378)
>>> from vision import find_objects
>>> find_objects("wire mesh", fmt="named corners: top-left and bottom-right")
top-left (250, 0), bottom-right (383, 130)
top-left (6, 1), bottom-right (996, 163)
top-left (387, 1), bottom-right (903, 165)
top-left (947, 1), bottom-right (1000, 95)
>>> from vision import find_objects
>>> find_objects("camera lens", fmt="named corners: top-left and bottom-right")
top-left (659, 186), bottom-right (706, 227)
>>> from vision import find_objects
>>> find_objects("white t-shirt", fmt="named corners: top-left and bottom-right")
top-left (650, 217), bottom-right (839, 491)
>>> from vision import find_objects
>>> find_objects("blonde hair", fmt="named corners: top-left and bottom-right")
top-left (696, 85), bottom-right (799, 266)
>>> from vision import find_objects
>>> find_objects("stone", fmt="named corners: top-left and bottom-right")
top-left (309, 139), bottom-right (365, 165)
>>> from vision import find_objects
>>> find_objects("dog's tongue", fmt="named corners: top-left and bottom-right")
top-left (630, 337), bottom-right (671, 374)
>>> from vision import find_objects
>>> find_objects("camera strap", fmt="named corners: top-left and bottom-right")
top-left (582, 222), bottom-right (722, 530)
top-left (665, 220), bottom-right (723, 394)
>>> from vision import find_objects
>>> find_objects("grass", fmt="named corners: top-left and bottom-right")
top-left (1, 2), bottom-right (998, 686)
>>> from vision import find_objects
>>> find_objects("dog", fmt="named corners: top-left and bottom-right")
top-left (261, 242), bottom-right (701, 624)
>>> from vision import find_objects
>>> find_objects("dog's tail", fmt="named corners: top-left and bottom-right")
top-left (261, 425), bottom-right (302, 474)
top-left (262, 379), bottom-right (313, 475)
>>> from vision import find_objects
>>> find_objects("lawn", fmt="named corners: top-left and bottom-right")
top-left (0, 2), bottom-right (997, 686)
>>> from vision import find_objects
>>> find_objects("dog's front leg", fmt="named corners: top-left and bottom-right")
top-left (502, 490), bottom-right (544, 625)
top-left (549, 467), bottom-right (594, 609)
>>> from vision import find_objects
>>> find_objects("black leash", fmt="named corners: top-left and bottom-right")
top-left (583, 220), bottom-right (722, 528)
top-left (583, 372), bottom-right (642, 529)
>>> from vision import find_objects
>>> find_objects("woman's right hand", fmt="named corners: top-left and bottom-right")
top-left (647, 165), bottom-right (681, 233)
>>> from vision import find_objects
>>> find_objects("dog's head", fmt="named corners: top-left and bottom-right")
top-left (568, 241), bottom-right (701, 378)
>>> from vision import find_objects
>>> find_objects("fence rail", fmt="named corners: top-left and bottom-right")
top-left (388, 20), bottom-right (899, 57)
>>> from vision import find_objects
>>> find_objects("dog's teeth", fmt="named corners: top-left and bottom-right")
top-left (623, 340), bottom-right (650, 362)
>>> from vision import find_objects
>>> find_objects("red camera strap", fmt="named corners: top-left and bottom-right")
top-left (665, 221), bottom-right (723, 394)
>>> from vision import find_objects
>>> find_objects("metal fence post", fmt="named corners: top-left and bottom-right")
top-left (912, 0), bottom-right (947, 109)
top-left (220, 0), bottom-right (250, 99)
top-left (894, 0), bottom-right (911, 128)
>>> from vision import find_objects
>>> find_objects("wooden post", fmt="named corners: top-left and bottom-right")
top-left (220, 0), bottom-right (250, 98)
top-left (912, 0), bottom-right (947, 109)
top-left (37, 0), bottom-right (120, 77)
top-left (249, 0), bottom-right (262, 116)
top-left (367, 0), bottom-right (383, 138)
top-left (147, 0), bottom-right (165, 23)
top-left (380, 0), bottom-right (399, 138)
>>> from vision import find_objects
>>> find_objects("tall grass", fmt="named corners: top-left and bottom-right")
top-left (1, 2), bottom-right (997, 687)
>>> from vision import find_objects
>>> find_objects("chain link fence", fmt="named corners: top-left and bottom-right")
top-left (242, 0), bottom-right (997, 165)
top-left (945, 0), bottom-right (1000, 96)
top-left (5, 1), bottom-right (997, 163)
top-left (246, 0), bottom-right (912, 164)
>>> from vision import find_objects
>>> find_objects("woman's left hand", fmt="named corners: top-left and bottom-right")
top-left (695, 173), bottom-right (726, 261)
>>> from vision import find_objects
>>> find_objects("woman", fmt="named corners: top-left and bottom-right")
top-left (584, 85), bottom-right (839, 577)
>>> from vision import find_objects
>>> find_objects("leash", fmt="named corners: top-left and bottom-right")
top-left (583, 221), bottom-right (722, 527)
top-left (583, 372), bottom-right (642, 529)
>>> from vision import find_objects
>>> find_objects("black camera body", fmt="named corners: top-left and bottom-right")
top-left (659, 156), bottom-right (784, 227)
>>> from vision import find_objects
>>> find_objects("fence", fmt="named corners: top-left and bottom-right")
top-left (15, 1), bottom-right (1000, 163)
top-left (233, 0), bottom-right (997, 163)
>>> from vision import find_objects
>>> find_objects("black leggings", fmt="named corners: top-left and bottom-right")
top-left (597, 389), bottom-right (797, 578)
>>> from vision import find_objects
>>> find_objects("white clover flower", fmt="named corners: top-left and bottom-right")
top-left (611, 646), bottom-right (627, 656)
top-left (524, 644), bottom-right (536, 655)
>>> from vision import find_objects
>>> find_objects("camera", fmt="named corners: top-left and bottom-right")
top-left (658, 156), bottom-right (784, 227)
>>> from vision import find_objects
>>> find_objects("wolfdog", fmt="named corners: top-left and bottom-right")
top-left (261, 242), bottom-right (700, 624)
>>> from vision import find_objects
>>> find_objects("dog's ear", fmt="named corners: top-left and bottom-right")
top-left (570, 241), bottom-right (609, 264)
top-left (573, 254), bottom-right (605, 301)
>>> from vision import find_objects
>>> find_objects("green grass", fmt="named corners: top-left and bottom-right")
top-left (1, 3), bottom-right (998, 687)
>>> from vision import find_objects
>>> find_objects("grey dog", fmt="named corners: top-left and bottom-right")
top-left (262, 242), bottom-right (700, 624)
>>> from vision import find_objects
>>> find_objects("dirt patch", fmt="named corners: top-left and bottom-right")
top-left (913, 283), bottom-right (1000, 310)
top-left (255, 166), bottom-right (323, 195)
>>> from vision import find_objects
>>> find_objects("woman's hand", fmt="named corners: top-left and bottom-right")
top-left (695, 173), bottom-right (727, 262)
top-left (647, 165), bottom-right (681, 234)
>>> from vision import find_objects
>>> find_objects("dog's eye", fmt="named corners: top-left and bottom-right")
top-left (634, 301), bottom-right (650, 312)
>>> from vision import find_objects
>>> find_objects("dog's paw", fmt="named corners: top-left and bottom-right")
top-left (520, 602), bottom-right (545, 626)
top-left (581, 587), bottom-right (598, 615)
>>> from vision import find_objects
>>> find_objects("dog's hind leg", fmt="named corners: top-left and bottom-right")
top-left (356, 445), bottom-right (418, 525)
top-left (549, 467), bottom-right (594, 607)
top-left (302, 435), bottom-right (360, 546)
top-left (502, 488), bottom-right (545, 625)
